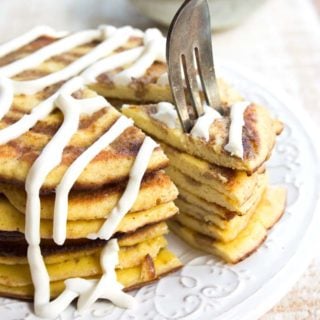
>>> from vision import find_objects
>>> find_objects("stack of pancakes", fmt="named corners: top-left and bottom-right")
top-left (0, 32), bottom-right (181, 299)
top-left (0, 24), bottom-right (286, 307)
top-left (122, 81), bottom-right (287, 264)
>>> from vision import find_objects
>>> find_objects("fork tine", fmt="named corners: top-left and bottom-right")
top-left (192, 0), bottom-right (222, 112)
top-left (169, 54), bottom-right (194, 132)
top-left (195, 46), bottom-right (221, 112)
top-left (181, 52), bottom-right (204, 118)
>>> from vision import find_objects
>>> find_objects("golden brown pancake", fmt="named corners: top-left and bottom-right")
top-left (0, 221), bottom-right (169, 265)
top-left (175, 197), bottom-right (257, 230)
top-left (0, 36), bottom-right (171, 190)
top-left (0, 171), bottom-right (178, 220)
top-left (0, 95), bottom-right (168, 190)
top-left (89, 61), bottom-right (172, 103)
top-left (0, 195), bottom-right (178, 239)
top-left (167, 166), bottom-right (268, 213)
top-left (0, 236), bottom-right (167, 278)
top-left (0, 249), bottom-right (182, 300)
top-left (162, 143), bottom-right (264, 201)
top-left (169, 187), bottom-right (286, 263)
top-left (122, 101), bottom-right (280, 173)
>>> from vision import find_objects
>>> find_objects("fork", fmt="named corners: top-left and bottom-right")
top-left (167, 0), bottom-right (221, 133)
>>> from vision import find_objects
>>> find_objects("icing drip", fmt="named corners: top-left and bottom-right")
top-left (77, 239), bottom-right (135, 312)
top-left (0, 25), bottom-right (67, 58)
top-left (12, 26), bottom-right (138, 95)
top-left (0, 76), bottom-right (13, 120)
top-left (191, 105), bottom-right (222, 141)
top-left (28, 245), bottom-right (51, 308)
top-left (53, 115), bottom-right (133, 245)
top-left (113, 28), bottom-right (166, 86)
top-left (149, 102), bottom-right (222, 142)
top-left (150, 102), bottom-right (179, 129)
top-left (224, 101), bottom-right (251, 159)
top-left (88, 136), bottom-right (158, 240)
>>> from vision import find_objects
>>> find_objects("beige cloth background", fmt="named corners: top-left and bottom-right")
top-left (0, 0), bottom-right (319, 318)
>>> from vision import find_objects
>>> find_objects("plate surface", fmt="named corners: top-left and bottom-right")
top-left (1, 65), bottom-right (319, 320)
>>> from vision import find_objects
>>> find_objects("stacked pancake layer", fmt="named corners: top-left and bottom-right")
top-left (122, 86), bottom-right (287, 264)
top-left (0, 25), bottom-right (182, 318)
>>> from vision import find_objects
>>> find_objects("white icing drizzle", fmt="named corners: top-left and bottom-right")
top-left (25, 81), bottom-right (107, 245)
top-left (81, 46), bottom-right (144, 84)
top-left (190, 105), bottom-right (222, 141)
top-left (150, 102), bottom-right (179, 129)
top-left (24, 83), bottom-right (135, 317)
top-left (0, 25), bottom-right (67, 58)
top-left (12, 26), bottom-right (138, 95)
top-left (88, 136), bottom-right (158, 240)
top-left (224, 101), bottom-right (251, 159)
top-left (148, 102), bottom-right (222, 142)
top-left (112, 28), bottom-right (166, 86)
top-left (53, 115), bottom-right (133, 245)
top-left (0, 29), bottom-right (101, 77)
top-left (0, 76), bottom-right (13, 120)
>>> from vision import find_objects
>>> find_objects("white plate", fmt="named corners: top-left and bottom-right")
top-left (1, 64), bottom-right (320, 320)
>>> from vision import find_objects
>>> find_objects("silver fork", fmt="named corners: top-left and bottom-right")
top-left (167, 0), bottom-right (221, 133)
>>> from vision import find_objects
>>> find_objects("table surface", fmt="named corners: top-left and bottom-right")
top-left (1, 0), bottom-right (320, 318)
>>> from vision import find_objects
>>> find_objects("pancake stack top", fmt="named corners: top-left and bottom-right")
top-left (0, 25), bottom-right (184, 318)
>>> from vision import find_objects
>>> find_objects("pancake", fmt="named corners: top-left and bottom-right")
top-left (0, 236), bottom-right (168, 283)
top-left (89, 61), bottom-right (172, 103)
top-left (0, 91), bottom-right (168, 190)
top-left (0, 249), bottom-right (182, 300)
top-left (0, 236), bottom-right (167, 276)
top-left (0, 195), bottom-right (178, 239)
top-left (0, 31), bottom-right (246, 107)
top-left (122, 101), bottom-right (279, 173)
top-left (174, 187), bottom-right (275, 242)
top-left (175, 197), bottom-right (260, 231)
top-left (0, 171), bottom-right (178, 220)
top-left (169, 187), bottom-right (286, 263)
top-left (0, 32), bottom-right (168, 104)
top-left (174, 212), bottom-right (254, 243)
top-left (161, 143), bottom-right (264, 201)
top-left (0, 221), bottom-right (169, 264)
top-left (167, 166), bottom-right (268, 213)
